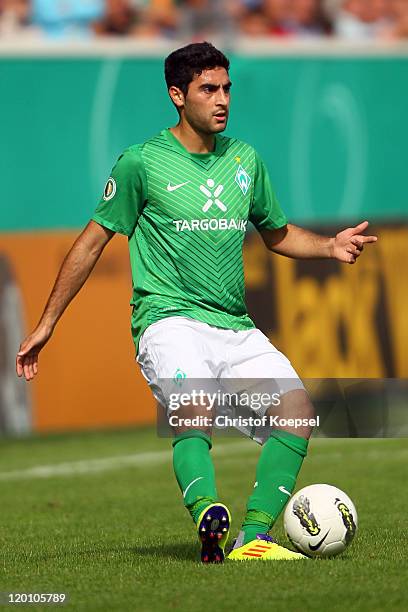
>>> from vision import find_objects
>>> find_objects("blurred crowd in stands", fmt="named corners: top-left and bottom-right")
top-left (0, 0), bottom-right (407, 41)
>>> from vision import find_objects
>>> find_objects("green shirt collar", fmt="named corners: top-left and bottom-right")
top-left (164, 128), bottom-right (221, 162)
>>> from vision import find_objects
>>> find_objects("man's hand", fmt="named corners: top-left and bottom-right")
top-left (329, 220), bottom-right (377, 264)
top-left (16, 324), bottom-right (53, 381)
top-left (261, 221), bottom-right (377, 261)
top-left (15, 220), bottom-right (114, 382)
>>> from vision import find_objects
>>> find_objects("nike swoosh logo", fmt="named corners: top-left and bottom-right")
top-left (278, 485), bottom-right (292, 497)
top-left (309, 529), bottom-right (331, 551)
top-left (167, 181), bottom-right (189, 192)
top-left (183, 476), bottom-right (204, 498)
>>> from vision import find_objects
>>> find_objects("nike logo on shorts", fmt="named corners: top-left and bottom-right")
top-left (167, 181), bottom-right (189, 192)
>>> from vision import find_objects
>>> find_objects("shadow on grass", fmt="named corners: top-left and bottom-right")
top-left (7, 542), bottom-right (198, 564)
top-left (132, 542), bottom-right (197, 562)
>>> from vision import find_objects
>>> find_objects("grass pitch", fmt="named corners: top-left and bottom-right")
top-left (1, 428), bottom-right (407, 611)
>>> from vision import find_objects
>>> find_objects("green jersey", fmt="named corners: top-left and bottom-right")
top-left (92, 129), bottom-right (287, 352)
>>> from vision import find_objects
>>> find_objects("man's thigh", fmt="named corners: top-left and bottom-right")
top-left (227, 328), bottom-right (304, 393)
top-left (138, 317), bottom-right (218, 376)
top-left (137, 317), bottom-right (219, 436)
top-left (226, 328), bottom-right (314, 441)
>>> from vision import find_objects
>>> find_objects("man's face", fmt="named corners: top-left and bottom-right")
top-left (178, 67), bottom-right (231, 135)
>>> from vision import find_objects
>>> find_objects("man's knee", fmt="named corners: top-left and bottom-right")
top-left (267, 389), bottom-right (314, 439)
top-left (170, 403), bottom-right (214, 439)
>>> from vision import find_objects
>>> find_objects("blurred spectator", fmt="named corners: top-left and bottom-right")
top-left (286, 0), bottom-right (332, 36)
top-left (94, 0), bottom-right (141, 36)
top-left (383, 0), bottom-right (408, 39)
top-left (149, 0), bottom-right (178, 37)
top-left (93, 0), bottom-right (177, 37)
top-left (240, 0), bottom-right (331, 37)
top-left (177, 0), bottom-right (236, 40)
top-left (31, 0), bottom-right (104, 39)
top-left (0, 0), bottom-right (34, 36)
top-left (239, 6), bottom-right (270, 36)
top-left (334, 0), bottom-right (389, 39)
top-left (264, 0), bottom-right (292, 35)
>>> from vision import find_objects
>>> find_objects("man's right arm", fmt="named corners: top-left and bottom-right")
top-left (16, 220), bottom-right (114, 382)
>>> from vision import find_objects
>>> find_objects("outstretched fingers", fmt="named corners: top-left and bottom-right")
top-left (16, 353), bottom-right (24, 377)
top-left (351, 220), bottom-right (369, 234)
top-left (350, 221), bottom-right (377, 243)
top-left (17, 349), bottom-right (38, 381)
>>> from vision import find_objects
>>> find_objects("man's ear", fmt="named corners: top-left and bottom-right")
top-left (168, 86), bottom-right (185, 110)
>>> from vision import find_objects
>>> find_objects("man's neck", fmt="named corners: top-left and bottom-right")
top-left (169, 121), bottom-right (216, 154)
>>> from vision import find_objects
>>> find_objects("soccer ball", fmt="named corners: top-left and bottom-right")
top-left (283, 484), bottom-right (358, 558)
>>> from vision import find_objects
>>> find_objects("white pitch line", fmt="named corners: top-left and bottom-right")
top-left (0, 439), bottom-right (405, 482)
top-left (0, 440), bottom-right (256, 482)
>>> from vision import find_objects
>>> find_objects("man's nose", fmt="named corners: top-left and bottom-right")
top-left (216, 88), bottom-right (229, 106)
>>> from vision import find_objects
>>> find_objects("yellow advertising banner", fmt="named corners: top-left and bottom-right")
top-left (0, 223), bottom-right (406, 432)
top-left (244, 225), bottom-right (407, 378)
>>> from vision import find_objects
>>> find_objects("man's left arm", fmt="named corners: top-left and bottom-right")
top-left (260, 220), bottom-right (377, 264)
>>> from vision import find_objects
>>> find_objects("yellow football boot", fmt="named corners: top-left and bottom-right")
top-left (228, 533), bottom-right (306, 561)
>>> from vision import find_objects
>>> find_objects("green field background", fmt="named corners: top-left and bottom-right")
top-left (1, 53), bottom-right (408, 231)
top-left (1, 429), bottom-right (407, 610)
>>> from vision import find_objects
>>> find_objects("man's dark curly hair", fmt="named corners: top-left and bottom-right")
top-left (164, 42), bottom-right (230, 98)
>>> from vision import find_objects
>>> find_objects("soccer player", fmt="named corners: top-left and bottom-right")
top-left (16, 42), bottom-right (377, 563)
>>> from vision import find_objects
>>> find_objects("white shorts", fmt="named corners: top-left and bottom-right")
top-left (137, 316), bottom-right (304, 443)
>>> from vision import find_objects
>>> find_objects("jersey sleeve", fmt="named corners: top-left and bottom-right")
top-left (249, 152), bottom-right (287, 231)
top-left (92, 146), bottom-right (147, 236)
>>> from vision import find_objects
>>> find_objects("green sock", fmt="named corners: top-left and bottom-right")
top-left (172, 430), bottom-right (218, 524)
top-left (241, 430), bottom-right (308, 545)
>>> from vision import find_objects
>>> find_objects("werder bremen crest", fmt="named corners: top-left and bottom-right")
top-left (235, 165), bottom-right (251, 195)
